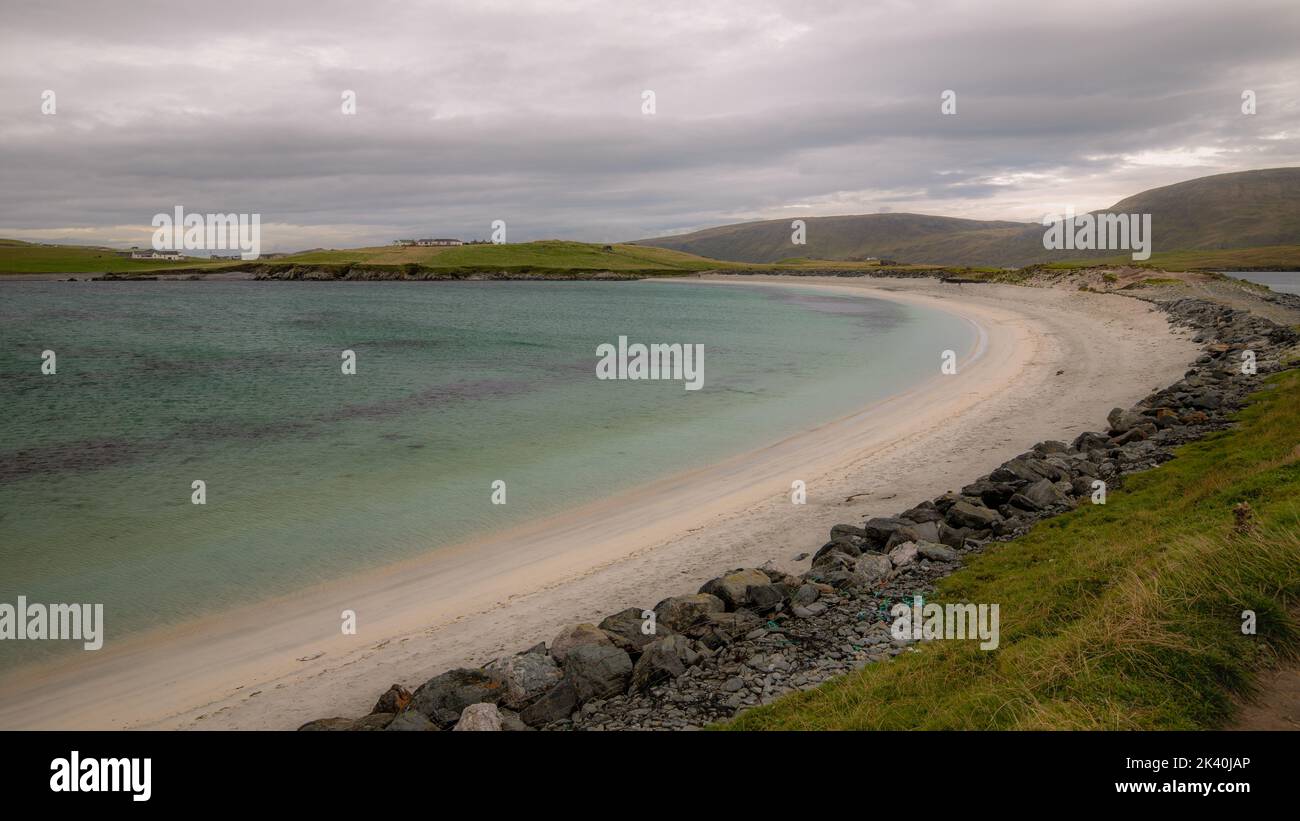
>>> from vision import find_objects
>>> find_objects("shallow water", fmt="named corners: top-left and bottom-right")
top-left (1222, 271), bottom-right (1300, 295)
top-left (0, 280), bottom-right (974, 667)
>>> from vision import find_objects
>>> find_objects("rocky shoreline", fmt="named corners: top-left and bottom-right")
top-left (299, 292), bottom-right (1298, 732)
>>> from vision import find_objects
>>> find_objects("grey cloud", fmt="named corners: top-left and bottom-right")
top-left (0, 0), bottom-right (1297, 250)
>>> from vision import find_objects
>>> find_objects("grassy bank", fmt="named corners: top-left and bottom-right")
top-left (728, 369), bottom-right (1300, 730)
top-left (0, 239), bottom-right (231, 275)
top-left (1043, 245), bottom-right (1300, 272)
top-left (1, 237), bottom-right (952, 277)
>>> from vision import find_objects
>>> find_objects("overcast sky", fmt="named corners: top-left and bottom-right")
top-left (1, 0), bottom-right (1297, 251)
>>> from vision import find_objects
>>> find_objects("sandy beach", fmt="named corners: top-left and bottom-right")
top-left (0, 275), bottom-right (1199, 730)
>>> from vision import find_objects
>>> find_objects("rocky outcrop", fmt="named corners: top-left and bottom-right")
top-left (299, 292), bottom-right (1298, 731)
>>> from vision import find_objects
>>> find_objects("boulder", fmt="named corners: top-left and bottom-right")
top-left (370, 683), bottom-right (411, 715)
top-left (654, 593), bottom-right (726, 632)
top-left (562, 643), bottom-right (633, 702)
top-left (684, 611), bottom-right (763, 649)
top-left (946, 499), bottom-right (1002, 530)
top-left (297, 717), bottom-right (359, 732)
top-left (861, 517), bottom-right (915, 549)
top-left (699, 568), bottom-right (776, 610)
top-left (1111, 427), bottom-right (1148, 446)
top-left (350, 713), bottom-right (396, 731)
top-left (409, 668), bottom-right (507, 727)
top-left (550, 623), bottom-right (613, 663)
top-left (1107, 407), bottom-right (1146, 434)
top-left (745, 583), bottom-right (787, 614)
top-left (899, 502), bottom-right (944, 523)
top-left (498, 710), bottom-right (534, 732)
top-left (791, 583), bottom-right (821, 605)
top-left (598, 607), bottom-right (665, 653)
top-left (485, 652), bottom-right (563, 709)
top-left (916, 541), bottom-right (960, 563)
top-left (888, 542), bottom-right (919, 567)
top-left (1021, 478), bottom-right (1069, 509)
top-left (629, 634), bottom-right (697, 692)
top-left (812, 545), bottom-right (859, 569)
top-left (937, 522), bottom-right (968, 549)
top-left (812, 538), bottom-right (861, 564)
top-left (962, 479), bottom-right (1016, 508)
top-left (853, 553), bottom-right (893, 584)
top-left (385, 710), bottom-right (438, 731)
top-left (989, 458), bottom-right (1044, 485)
top-left (1071, 475), bottom-right (1099, 497)
top-left (829, 523), bottom-right (869, 542)
top-left (453, 703), bottom-right (503, 731)
top-left (519, 678), bottom-right (579, 727)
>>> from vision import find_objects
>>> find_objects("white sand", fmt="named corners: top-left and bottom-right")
top-left (0, 276), bottom-right (1199, 730)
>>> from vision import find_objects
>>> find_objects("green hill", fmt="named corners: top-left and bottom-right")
top-left (270, 240), bottom-right (740, 272)
top-left (634, 168), bottom-right (1300, 268)
top-left (0, 240), bottom-right (228, 275)
top-left (0, 237), bottom-right (937, 277)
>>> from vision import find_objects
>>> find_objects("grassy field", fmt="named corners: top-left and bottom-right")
top-left (275, 240), bottom-right (737, 271)
top-left (268, 240), bottom-right (946, 274)
top-left (1044, 245), bottom-right (1300, 271)
top-left (728, 368), bottom-right (1300, 730)
top-left (0, 239), bottom-right (233, 275)
top-left (0, 238), bottom-right (943, 277)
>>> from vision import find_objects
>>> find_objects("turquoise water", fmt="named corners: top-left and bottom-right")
top-left (0, 280), bottom-right (974, 667)
top-left (1222, 271), bottom-right (1300, 295)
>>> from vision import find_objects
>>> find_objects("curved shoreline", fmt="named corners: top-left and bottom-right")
top-left (0, 276), bottom-right (1196, 730)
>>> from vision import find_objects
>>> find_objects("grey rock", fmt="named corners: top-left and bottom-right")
top-left (519, 678), bottom-right (579, 727)
top-left (629, 634), bottom-right (696, 692)
top-left (791, 583), bottom-right (821, 605)
top-left (486, 651), bottom-right (564, 709)
top-left (562, 643), bottom-right (633, 701)
top-left (699, 568), bottom-right (771, 609)
top-left (946, 499), bottom-right (1003, 529)
top-left (550, 623), bottom-right (614, 663)
top-left (853, 553), bottom-right (893, 584)
top-left (654, 593), bottom-right (726, 632)
top-left (453, 702), bottom-right (503, 731)
top-left (297, 717), bottom-right (362, 732)
top-left (410, 668), bottom-right (507, 727)
top-left (916, 540), bottom-right (960, 562)
top-left (888, 541), bottom-right (919, 567)
top-left (385, 710), bottom-right (438, 731)
top-left (599, 607), bottom-right (666, 652)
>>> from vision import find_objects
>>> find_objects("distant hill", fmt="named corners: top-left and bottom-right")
top-left (633, 168), bottom-right (1300, 267)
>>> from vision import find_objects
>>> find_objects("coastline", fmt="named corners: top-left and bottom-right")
top-left (0, 275), bottom-right (1198, 730)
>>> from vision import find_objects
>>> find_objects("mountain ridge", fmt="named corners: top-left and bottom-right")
top-left (632, 168), bottom-right (1300, 267)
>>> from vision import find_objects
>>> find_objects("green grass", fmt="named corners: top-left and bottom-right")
top-left (0, 239), bottom-right (231, 275)
top-left (1121, 277), bottom-right (1186, 289)
top-left (274, 240), bottom-right (736, 272)
top-left (269, 240), bottom-right (943, 274)
top-left (727, 369), bottom-right (1300, 730)
top-left (1, 237), bottom-right (949, 277)
top-left (1045, 245), bottom-right (1300, 272)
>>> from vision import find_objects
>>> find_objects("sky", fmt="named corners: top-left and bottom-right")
top-left (1, 0), bottom-right (1298, 252)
